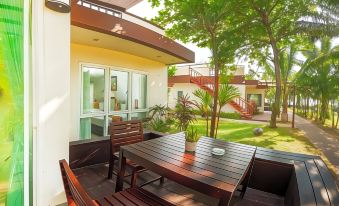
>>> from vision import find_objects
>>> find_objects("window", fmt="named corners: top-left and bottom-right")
top-left (247, 94), bottom-right (262, 107)
top-left (177, 91), bottom-right (183, 100)
top-left (79, 65), bottom-right (148, 140)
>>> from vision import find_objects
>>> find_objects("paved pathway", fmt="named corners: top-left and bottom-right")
top-left (293, 114), bottom-right (339, 180)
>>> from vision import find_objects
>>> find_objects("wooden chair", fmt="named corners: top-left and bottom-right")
top-left (107, 120), bottom-right (164, 187)
top-left (59, 159), bottom-right (174, 206)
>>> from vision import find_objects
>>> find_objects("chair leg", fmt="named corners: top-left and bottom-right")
top-left (107, 155), bottom-right (114, 179)
top-left (160, 176), bottom-right (165, 184)
top-left (130, 170), bottom-right (138, 188)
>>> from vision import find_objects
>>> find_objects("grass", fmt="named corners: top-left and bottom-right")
top-left (192, 119), bottom-right (321, 155)
top-left (183, 119), bottom-right (337, 181)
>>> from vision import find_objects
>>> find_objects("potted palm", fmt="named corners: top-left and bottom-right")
top-left (185, 126), bottom-right (199, 152)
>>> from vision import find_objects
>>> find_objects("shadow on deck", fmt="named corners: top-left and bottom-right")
top-left (73, 163), bottom-right (284, 206)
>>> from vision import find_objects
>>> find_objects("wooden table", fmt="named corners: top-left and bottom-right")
top-left (115, 132), bottom-right (256, 206)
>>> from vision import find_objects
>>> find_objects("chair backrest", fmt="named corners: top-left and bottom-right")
top-left (59, 159), bottom-right (97, 206)
top-left (110, 120), bottom-right (144, 154)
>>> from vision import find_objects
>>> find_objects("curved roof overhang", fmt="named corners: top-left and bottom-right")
top-left (71, 1), bottom-right (195, 64)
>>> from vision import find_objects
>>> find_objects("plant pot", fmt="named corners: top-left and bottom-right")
top-left (185, 141), bottom-right (197, 152)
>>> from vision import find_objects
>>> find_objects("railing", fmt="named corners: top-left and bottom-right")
top-left (232, 97), bottom-right (255, 116)
top-left (189, 67), bottom-right (215, 93)
top-left (76, 0), bottom-right (122, 18)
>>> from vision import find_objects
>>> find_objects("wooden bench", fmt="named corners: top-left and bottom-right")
top-left (59, 159), bottom-right (174, 206)
top-left (249, 147), bottom-right (339, 206)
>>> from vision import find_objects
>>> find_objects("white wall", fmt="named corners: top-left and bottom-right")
top-left (168, 83), bottom-right (243, 113)
top-left (70, 43), bottom-right (167, 140)
top-left (32, 1), bottom-right (70, 205)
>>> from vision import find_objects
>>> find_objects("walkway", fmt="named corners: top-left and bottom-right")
top-left (294, 114), bottom-right (339, 181)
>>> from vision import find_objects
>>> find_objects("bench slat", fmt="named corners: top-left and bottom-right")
top-left (314, 158), bottom-right (339, 206)
top-left (304, 159), bottom-right (331, 206)
top-left (294, 161), bottom-right (317, 206)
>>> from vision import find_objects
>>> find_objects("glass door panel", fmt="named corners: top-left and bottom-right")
top-left (110, 70), bottom-right (129, 112)
top-left (132, 73), bottom-right (147, 110)
top-left (82, 67), bottom-right (105, 114)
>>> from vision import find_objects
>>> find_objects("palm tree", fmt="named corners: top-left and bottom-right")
top-left (193, 89), bottom-right (212, 136)
top-left (215, 84), bottom-right (240, 138)
top-left (296, 37), bottom-right (339, 124)
top-left (262, 44), bottom-right (301, 122)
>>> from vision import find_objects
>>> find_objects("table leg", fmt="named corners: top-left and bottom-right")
top-left (218, 193), bottom-right (231, 206)
top-left (115, 150), bottom-right (126, 192)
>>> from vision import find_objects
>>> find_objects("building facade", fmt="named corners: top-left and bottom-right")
top-left (168, 64), bottom-right (267, 118)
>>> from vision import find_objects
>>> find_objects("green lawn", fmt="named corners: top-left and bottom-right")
top-left (192, 119), bottom-right (321, 155)
top-left (186, 119), bottom-right (336, 177)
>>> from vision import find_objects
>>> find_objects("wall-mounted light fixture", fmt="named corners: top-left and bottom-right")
top-left (45, 0), bottom-right (71, 13)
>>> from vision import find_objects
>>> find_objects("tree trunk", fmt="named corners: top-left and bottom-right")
top-left (209, 35), bottom-right (219, 138)
top-left (320, 94), bottom-right (328, 124)
top-left (331, 99), bottom-right (335, 128)
top-left (269, 43), bottom-right (281, 128)
top-left (336, 109), bottom-right (339, 129)
top-left (215, 106), bottom-right (222, 138)
top-left (206, 114), bottom-right (209, 136)
top-left (281, 84), bottom-right (288, 122)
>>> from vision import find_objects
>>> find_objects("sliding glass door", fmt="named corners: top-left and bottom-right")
top-left (79, 65), bottom-right (148, 140)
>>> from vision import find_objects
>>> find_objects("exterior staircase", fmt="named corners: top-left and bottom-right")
top-left (189, 67), bottom-right (254, 119)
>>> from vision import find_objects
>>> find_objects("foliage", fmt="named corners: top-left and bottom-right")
top-left (149, 104), bottom-right (170, 119)
top-left (192, 89), bottom-right (212, 136)
top-left (263, 43), bottom-right (300, 121)
top-left (168, 65), bottom-right (177, 77)
top-left (174, 94), bottom-right (196, 131)
top-left (231, 0), bottom-right (338, 128)
top-left (219, 112), bottom-right (241, 120)
top-left (148, 117), bottom-right (172, 133)
top-left (147, 104), bottom-right (174, 132)
top-left (185, 126), bottom-right (199, 142)
top-left (295, 38), bottom-right (339, 126)
top-left (215, 84), bottom-right (240, 137)
top-left (192, 110), bottom-right (241, 120)
top-left (150, 0), bottom-right (241, 137)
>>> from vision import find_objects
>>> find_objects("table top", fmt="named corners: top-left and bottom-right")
top-left (120, 132), bottom-right (256, 197)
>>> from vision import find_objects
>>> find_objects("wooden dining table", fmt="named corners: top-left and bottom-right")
top-left (115, 132), bottom-right (256, 206)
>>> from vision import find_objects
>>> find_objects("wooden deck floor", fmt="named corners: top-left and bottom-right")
top-left (73, 164), bottom-right (284, 206)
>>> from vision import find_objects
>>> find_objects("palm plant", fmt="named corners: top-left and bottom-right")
top-left (174, 94), bottom-right (196, 131)
top-left (215, 84), bottom-right (240, 138)
top-left (296, 37), bottom-right (339, 124)
top-left (193, 89), bottom-right (212, 136)
top-left (264, 44), bottom-right (301, 122)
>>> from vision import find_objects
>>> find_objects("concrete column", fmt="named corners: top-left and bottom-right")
top-left (32, 0), bottom-right (70, 205)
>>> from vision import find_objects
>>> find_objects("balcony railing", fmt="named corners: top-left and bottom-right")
top-left (76, 0), bottom-right (122, 18)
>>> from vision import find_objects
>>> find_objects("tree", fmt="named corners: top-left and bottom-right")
top-left (263, 44), bottom-right (300, 122)
top-left (215, 84), bottom-right (240, 138)
top-left (150, 0), bottom-right (240, 137)
top-left (193, 89), bottom-right (212, 136)
top-left (168, 65), bottom-right (177, 77)
top-left (231, 0), bottom-right (338, 127)
top-left (296, 38), bottom-right (339, 124)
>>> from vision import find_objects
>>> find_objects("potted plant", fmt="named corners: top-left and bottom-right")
top-left (185, 126), bottom-right (199, 152)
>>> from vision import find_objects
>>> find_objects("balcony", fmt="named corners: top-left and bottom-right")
top-left (71, 0), bottom-right (195, 64)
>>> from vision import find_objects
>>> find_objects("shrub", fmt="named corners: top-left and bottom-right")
top-left (219, 112), bottom-right (241, 119)
top-left (148, 117), bottom-right (172, 133)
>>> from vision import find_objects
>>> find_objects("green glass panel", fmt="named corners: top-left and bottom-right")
top-left (0, 0), bottom-right (25, 205)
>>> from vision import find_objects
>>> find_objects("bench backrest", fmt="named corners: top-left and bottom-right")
top-left (59, 159), bottom-right (97, 206)
top-left (109, 120), bottom-right (144, 154)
